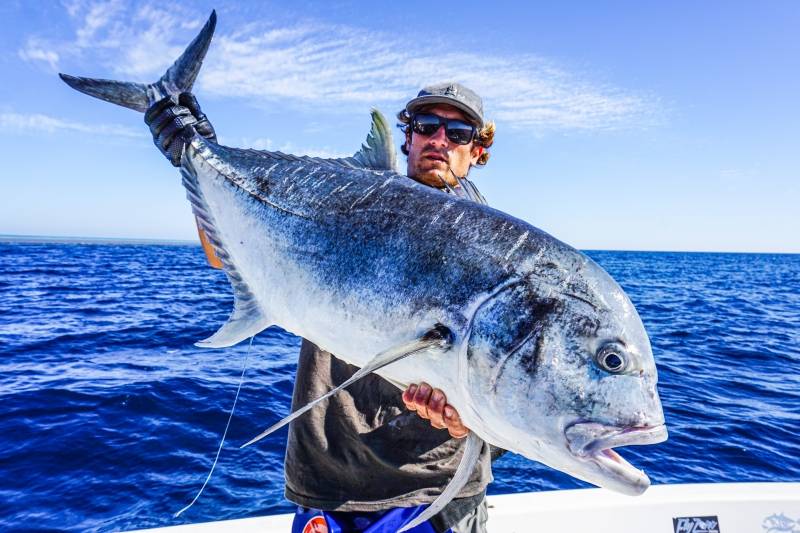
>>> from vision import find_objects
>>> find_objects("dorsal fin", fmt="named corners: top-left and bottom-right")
top-left (342, 109), bottom-right (398, 171)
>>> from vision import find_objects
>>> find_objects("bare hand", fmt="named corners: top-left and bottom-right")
top-left (402, 382), bottom-right (469, 439)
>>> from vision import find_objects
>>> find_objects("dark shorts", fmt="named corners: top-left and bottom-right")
top-left (291, 505), bottom-right (441, 533)
top-left (290, 495), bottom-right (488, 533)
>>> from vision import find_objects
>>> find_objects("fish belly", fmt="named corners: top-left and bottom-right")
top-left (191, 155), bottom-right (461, 396)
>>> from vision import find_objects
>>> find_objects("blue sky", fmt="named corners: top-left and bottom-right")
top-left (1, 1), bottom-right (797, 252)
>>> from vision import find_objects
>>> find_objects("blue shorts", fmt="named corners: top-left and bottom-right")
top-left (291, 505), bottom-right (445, 533)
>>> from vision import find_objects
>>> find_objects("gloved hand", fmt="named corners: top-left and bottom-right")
top-left (144, 92), bottom-right (217, 167)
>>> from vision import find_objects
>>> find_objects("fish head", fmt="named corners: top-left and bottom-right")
top-left (465, 253), bottom-right (667, 495)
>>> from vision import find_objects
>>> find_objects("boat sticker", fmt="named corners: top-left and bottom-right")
top-left (672, 515), bottom-right (720, 533)
top-left (762, 513), bottom-right (799, 533)
top-left (302, 515), bottom-right (328, 533)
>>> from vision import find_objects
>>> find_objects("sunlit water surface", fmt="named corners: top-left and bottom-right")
top-left (1, 242), bottom-right (798, 531)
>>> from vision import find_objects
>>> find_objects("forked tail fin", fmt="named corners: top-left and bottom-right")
top-left (58, 10), bottom-right (217, 111)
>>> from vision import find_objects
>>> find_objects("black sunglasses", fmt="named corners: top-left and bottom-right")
top-left (411, 113), bottom-right (476, 145)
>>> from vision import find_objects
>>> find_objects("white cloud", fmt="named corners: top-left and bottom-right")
top-left (22, 2), bottom-right (661, 131)
top-left (75, 0), bottom-right (124, 48)
top-left (241, 137), bottom-right (275, 151)
top-left (110, 4), bottom-right (199, 78)
top-left (18, 1), bottom-right (199, 79)
top-left (199, 23), bottom-right (659, 131)
top-left (0, 112), bottom-right (144, 138)
top-left (240, 137), bottom-right (349, 159)
top-left (18, 38), bottom-right (60, 71)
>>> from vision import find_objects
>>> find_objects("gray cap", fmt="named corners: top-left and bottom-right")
top-left (406, 82), bottom-right (484, 127)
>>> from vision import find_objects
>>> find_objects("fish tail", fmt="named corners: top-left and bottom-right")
top-left (58, 10), bottom-right (217, 112)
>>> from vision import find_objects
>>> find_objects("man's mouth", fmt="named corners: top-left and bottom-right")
top-left (421, 151), bottom-right (448, 163)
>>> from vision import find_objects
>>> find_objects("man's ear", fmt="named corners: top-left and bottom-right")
top-left (403, 129), bottom-right (413, 153)
top-left (470, 145), bottom-right (484, 165)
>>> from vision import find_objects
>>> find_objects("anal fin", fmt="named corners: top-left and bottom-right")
top-left (195, 261), bottom-right (271, 348)
top-left (240, 324), bottom-right (453, 448)
top-left (195, 306), bottom-right (270, 348)
top-left (179, 156), bottom-right (273, 349)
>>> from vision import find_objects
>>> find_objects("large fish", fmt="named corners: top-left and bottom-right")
top-left (60, 11), bottom-right (667, 530)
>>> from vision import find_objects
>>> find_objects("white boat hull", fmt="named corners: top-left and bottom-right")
top-left (132, 482), bottom-right (800, 532)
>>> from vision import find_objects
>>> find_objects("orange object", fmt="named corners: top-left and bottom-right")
top-left (195, 216), bottom-right (223, 269)
top-left (302, 516), bottom-right (328, 533)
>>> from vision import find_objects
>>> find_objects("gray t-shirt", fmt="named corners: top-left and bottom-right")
top-left (284, 339), bottom-right (494, 514)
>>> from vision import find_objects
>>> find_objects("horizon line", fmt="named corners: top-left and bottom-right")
top-left (0, 233), bottom-right (198, 246)
top-left (1, 233), bottom-right (798, 256)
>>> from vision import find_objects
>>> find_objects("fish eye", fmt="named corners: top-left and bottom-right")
top-left (595, 344), bottom-right (627, 373)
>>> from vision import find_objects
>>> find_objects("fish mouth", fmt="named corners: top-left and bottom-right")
top-left (564, 422), bottom-right (668, 495)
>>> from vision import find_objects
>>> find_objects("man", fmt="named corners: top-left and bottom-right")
top-left (145, 82), bottom-right (496, 533)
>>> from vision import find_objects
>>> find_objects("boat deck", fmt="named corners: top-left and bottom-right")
top-left (134, 482), bottom-right (800, 532)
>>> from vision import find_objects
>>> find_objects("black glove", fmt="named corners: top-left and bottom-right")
top-left (144, 92), bottom-right (217, 167)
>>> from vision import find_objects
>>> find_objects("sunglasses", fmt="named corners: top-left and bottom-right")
top-left (411, 113), bottom-right (476, 145)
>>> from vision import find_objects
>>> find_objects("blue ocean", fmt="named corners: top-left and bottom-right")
top-left (1, 240), bottom-right (798, 531)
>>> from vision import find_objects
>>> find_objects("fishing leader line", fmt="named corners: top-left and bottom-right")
top-left (174, 335), bottom-right (255, 518)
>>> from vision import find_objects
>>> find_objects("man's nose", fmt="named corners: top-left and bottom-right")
top-left (427, 124), bottom-right (448, 146)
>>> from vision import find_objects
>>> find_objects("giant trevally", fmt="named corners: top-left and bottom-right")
top-left (60, 11), bottom-right (667, 530)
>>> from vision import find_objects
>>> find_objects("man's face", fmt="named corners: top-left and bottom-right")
top-left (406, 104), bottom-right (483, 188)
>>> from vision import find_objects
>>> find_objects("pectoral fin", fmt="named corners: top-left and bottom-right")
top-left (240, 324), bottom-right (453, 449)
top-left (398, 432), bottom-right (485, 532)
